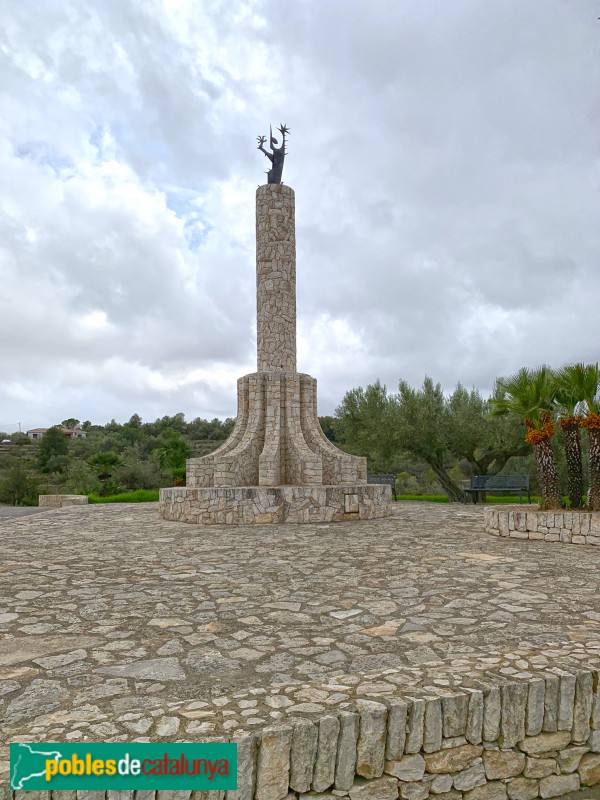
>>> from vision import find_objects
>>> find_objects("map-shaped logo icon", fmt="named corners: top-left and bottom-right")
top-left (11, 743), bottom-right (63, 790)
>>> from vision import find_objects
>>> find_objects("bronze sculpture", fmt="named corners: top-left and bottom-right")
top-left (257, 123), bottom-right (289, 184)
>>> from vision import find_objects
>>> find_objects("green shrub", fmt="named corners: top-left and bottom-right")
top-left (115, 457), bottom-right (161, 491)
top-left (395, 471), bottom-right (420, 494)
top-left (38, 426), bottom-right (68, 471)
top-left (65, 460), bottom-right (102, 495)
top-left (0, 463), bottom-right (39, 506)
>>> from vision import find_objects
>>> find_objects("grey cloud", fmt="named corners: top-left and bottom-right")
top-left (0, 0), bottom-right (598, 427)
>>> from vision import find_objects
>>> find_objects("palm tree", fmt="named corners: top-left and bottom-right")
top-left (557, 363), bottom-right (600, 511)
top-left (490, 366), bottom-right (562, 510)
top-left (88, 450), bottom-right (122, 482)
top-left (154, 433), bottom-right (192, 486)
top-left (552, 369), bottom-right (585, 509)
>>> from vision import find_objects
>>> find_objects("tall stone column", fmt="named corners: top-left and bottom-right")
top-left (160, 175), bottom-right (391, 525)
top-left (256, 184), bottom-right (296, 373)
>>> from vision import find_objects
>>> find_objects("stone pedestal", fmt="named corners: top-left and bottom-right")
top-left (159, 183), bottom-right (392, 524)
top-left (159, 484), bottom-right (391, 525)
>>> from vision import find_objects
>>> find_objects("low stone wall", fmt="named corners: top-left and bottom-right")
top-left (228, 670), bottom-right (600, 800)
top-left (14, 669), bottom-right (599, 800)
top-left (485, 508), bottom-right (600, 545)
top-left (159, 484), bottom-right (392, 525)
top-left (38, 494), bottom-right (88, 508)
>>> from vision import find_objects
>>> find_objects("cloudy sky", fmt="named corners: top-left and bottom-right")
top-left (1, 0), bottom-right (599, 431)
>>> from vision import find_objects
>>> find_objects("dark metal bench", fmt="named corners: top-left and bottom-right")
top-left (367, 473), bottom-right (397, 501)
top-left (464, 475), bottom-right (531, 504)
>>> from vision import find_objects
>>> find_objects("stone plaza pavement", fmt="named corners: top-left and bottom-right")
top-left (2, 501), bottom-right (600, 793)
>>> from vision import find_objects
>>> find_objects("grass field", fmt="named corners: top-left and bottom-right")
top-left (88, 489), bottom-right (160, 503)
top-left (397, 494), bottom-right (540, 504)
top-left (88, 490), bottom-right (540, 505)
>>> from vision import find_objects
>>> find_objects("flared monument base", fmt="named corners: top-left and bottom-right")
top-left (184, 371), bottom-right (367, 488)
top-left (158, 484), bottom-right (392, 525)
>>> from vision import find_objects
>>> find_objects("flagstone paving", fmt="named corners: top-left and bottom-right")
top-left (0, 506), bottom-right (48, 520)
top-left (2, 501), bottom-right (600, 792)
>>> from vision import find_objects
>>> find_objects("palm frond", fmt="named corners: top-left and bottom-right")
top-left (555, 363), bottom-right (600, 414)
top-left (490, 365), bottom-right (555, 427)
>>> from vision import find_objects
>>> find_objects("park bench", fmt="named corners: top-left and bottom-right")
top-left (463, 474), bottom-right (531, 505)
top-left (367, 473), bottom-right (397, 501)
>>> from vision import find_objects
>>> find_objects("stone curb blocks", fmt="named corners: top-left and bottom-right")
top-left (227, 734), bottom-right (259, 800)
top-left (290, 719), bottom-right (318, 793)
top-left (485, 508), bottom-right (600, 547)
top-left (336, 712), bottom-right (360, 791)
top-left (38, 494), bottom-right (88, 508)
top-left (10, 670), bottom-right (600, 800)
top-left (356, 700), bottom-right (388, 779)
top-left (247, 671), bottom-right (600, 800)
top-left (312, 715), bottom-right (340, 792)
top-left (256, 725), bottom-right (293, 800)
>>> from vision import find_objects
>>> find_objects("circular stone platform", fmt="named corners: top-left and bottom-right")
top-left (159, 484), bottom-right (391, 524)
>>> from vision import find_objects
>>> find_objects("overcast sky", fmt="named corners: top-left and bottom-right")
top-left (1, 0), bottom-right (599, 431)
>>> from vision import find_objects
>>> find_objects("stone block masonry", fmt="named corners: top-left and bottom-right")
top-left (159, 183), bottom-right (390, 524)
top-left (185, 372), bottom-right (366, 489)
top-left (38, 494), bottom-right (88, 508)
top-left (160, 484), bottom-right (391, 525)
top-left (256, 184), bottom-right (296, 373)
top-left (485, 508), bottom-right (600, 546)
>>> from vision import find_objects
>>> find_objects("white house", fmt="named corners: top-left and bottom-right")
top-left (27, 427), bottom-right (87, 440)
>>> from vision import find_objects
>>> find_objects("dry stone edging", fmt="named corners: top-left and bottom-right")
top-left (485, 508), bottom-right (600, 547)
top-left (38, 495), bottom-right (88, 508)
top-left (9, 667), bottom-right (600, 800)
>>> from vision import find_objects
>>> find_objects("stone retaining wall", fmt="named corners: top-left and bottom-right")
top-left (13, 669), bottom-right (600, 800)
top-left (230, 670), bottom-right (600, 800)
top-left (38, 494), bottom-right (88, 508)
top-left (159, 484), bottom-right (391, 525)
top-left (485, 508), bottom-right (600, 545)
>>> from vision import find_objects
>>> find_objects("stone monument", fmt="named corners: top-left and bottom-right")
top-left (158, 127), bottom-right (392, 524)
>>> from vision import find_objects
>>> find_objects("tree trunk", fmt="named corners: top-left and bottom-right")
top-left (471, 445), bottom-right (530, 477)
top-left (427, 458), bottom-right (465, 502)
top-left (588, 428), bottom-right (600, 512)
top-left (561, 422), bottom-right (584, 509)
top-left (533, 439), bottom-right (562, 510)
